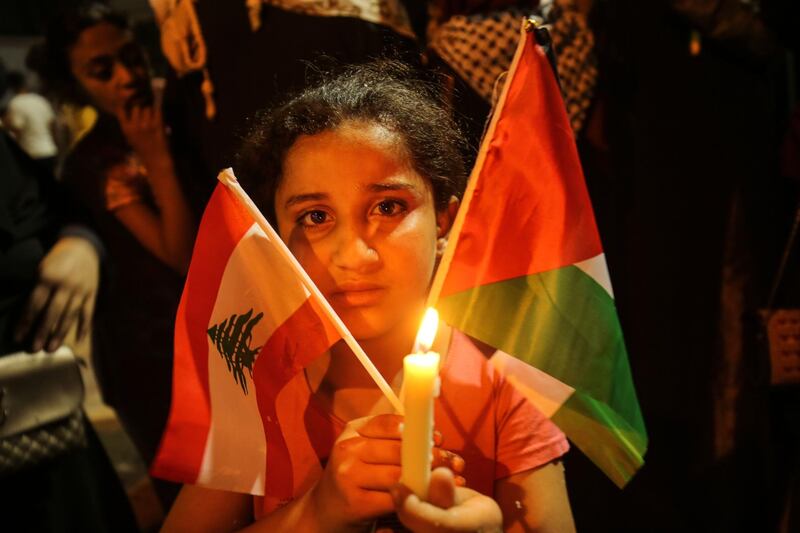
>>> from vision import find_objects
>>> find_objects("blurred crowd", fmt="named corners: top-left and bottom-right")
top-left (0, 0), bottom-right (798, 531)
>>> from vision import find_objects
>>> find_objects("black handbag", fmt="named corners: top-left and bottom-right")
top-left (0, 347), bottom-right (87, 475)
top-left (759, 202), bottom-right (800, 386)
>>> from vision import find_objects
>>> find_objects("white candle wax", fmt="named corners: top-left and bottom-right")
top-left (400, 351), bottom-right (440, 500)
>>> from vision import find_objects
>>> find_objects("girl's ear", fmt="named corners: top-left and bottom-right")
top-left (435, 196), bottom-right (460, 258)
top-left (436, 196), bottom-right (460, 239)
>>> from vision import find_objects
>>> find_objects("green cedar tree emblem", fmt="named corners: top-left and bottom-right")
top-left (207, 308), bottom-right (264, 394)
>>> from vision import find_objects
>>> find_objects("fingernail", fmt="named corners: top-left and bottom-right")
top-left (451, 454), bottom-right (465, 473)
top-left (455, 475), bottom-right (466, 486)
top-left (47, 340), bottom-right (59, 352)
top-left (433, 430), bottom-right (443, 445)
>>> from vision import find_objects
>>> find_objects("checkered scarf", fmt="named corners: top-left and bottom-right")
top-left (430, 0), bottom-right (597, 134)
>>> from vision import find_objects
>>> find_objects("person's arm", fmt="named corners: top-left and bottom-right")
top-left (494, 461), bottom-right (575, 533)
top-left (161, 485), bottom-right (253, 532)
top-left (114, 100), bottom-right (194, 274)
top-left (163, 478), bottom-right (329, 533)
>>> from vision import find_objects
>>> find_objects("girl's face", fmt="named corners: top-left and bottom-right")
top-left (68, 22), bottom-right (150, 115)
top-left (274, 122), bottom-right (455, 343)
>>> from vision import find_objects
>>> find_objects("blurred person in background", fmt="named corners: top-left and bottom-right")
top-left (35, 2), bottom-right (196, 510)
top-left (0, 56), bottom-right (138, 533)
top-left (2, 70), bottom-right (59, 172)
top-left (151, 0), bottom-right (421, 178)
top-left (563, 1), bottom-right (800, 531)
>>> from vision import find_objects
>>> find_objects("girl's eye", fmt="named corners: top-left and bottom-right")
top-left (372, 200), bottom-right (406, 217)
top-left (87, 58), bottom-right (114, 82)
top-left (298, 210), bottom-right (330, 227)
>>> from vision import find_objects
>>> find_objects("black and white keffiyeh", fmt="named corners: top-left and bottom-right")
top-left (429, 0), bottom-right (597, 134)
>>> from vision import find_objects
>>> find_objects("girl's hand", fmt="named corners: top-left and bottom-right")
top-left (391, 467), bottom-right (503, 533)
top-left (310, 414), bottom-right (465, 532)
top-left (116, 99), bottom-right (169, 166)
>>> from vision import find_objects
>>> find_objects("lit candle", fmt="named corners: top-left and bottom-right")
top-left (401, 308), bottom-right (441, 500)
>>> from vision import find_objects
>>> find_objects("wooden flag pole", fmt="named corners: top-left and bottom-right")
top-left (218, 168), bottom-right (404, 414)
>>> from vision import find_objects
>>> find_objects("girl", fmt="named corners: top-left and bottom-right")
top-left (37, 3), bottom-right (196, 506)
top-left (163, 62), bottom-right (575, 532)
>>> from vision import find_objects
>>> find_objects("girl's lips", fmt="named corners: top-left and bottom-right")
top-left (329, 284), bottom-right (386, 307)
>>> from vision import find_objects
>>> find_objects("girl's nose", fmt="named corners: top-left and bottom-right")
top-left (113, 61), bottom-right (134, 86)
top-left (331, 225), bottom-right (379, 273)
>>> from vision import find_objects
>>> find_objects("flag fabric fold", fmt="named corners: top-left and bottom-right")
top-left (430, 22), bottom-right (647, 488)
top-left (151, 181), bottom-right (340, 501)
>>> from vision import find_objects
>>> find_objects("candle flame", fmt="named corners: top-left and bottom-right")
top-left (414, 308), bottom-right (439, 353)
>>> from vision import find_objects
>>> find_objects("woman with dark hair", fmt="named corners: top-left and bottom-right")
top-left (37, 2), bottom-right (195, 508)
top-left (162, 61), bottom-right (574, 532)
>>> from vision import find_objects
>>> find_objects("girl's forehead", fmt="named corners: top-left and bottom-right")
top-left (70, 23), bottom-right (130, 66)
top-left (290, 121), bottom-right (406, 161)
top-left (278, 122), bottom-right (427, 195)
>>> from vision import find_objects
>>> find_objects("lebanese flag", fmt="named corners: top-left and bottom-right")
top-left (430, 22), bottom-right (647, 487)
top-left (151, 174), bottom-right (339, 505)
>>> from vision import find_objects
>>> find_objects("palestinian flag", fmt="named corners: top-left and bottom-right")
top-left (151, 172), bottom-right (339, 505)
top-left (429, 22), bottom-right (647, 487)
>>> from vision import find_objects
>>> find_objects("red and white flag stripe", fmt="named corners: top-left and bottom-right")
top-left (151, 181), bottom-right (339, 499)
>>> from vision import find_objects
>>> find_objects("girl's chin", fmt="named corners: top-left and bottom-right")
top-left (338, 310), bottom-right (393, 342)
top-left (335, 302), bottom-right (424, 346)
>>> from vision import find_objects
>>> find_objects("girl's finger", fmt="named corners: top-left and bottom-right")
top-left (114, 102), bottom-right (128, 124)
top-left (432, 448), bottom-right (465, 473)
top-left (153, 89), bottom-right (163, 124)
top-left (359, 438), bottom-right (401, 465)
top-left (128, 104), bottom-right (141, 126)
top-left (353, 489), bottom-right (395, 520)
top-left (393, 484), bottom-right (502, 533)
top-left (353, 463), bottom-right (401, 491)
top-left (393, 489), bottom-right (460, 533)
top-left (426, 467), bottom-right (455, 509)
top-left (355, 413), bottom-right (404, 439)
top-left (141, 105), bottom-right (154, 127)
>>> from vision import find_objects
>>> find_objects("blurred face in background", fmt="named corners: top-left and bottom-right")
top-left (68, 22), bottom-right (151, 115)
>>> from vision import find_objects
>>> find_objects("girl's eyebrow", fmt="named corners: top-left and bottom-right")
top-left (84, 55), bottom-right (114, 69)
top-left (366, 182), bottom-right (418, 193)
top-left (284, 182), bottom-right (417, 208)
top-left (284, 192), bottom-right (328, 208)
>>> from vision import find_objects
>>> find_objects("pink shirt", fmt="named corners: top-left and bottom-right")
top-left (255, 330), bottom-right (568, 517)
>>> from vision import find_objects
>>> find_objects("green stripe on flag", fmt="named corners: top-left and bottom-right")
top-left (552, 391), bottom-right (647, 487)
top-left (437, 265), bottom-right (647, 484)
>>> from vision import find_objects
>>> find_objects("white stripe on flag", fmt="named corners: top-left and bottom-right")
top-left (198, 223), bottom-right (313, 494)
top-left (490, 351), bottom-right (575, 418)
top-left (574, 253), bottom-right (614, 298)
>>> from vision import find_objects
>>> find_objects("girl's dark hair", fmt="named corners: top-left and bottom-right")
top-left (236, 61), bottom-right (467, 224)
top-left (36, 3), bottom-right (128, 104)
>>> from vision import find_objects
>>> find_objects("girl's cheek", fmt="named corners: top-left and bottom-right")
top-left (290, 241), bottom-right (332, 282)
